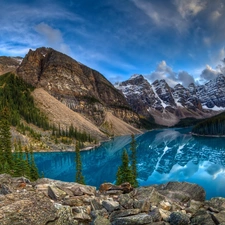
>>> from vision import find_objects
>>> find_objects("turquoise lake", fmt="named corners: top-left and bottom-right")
top-left (34, 128), bottom-right (225, 199)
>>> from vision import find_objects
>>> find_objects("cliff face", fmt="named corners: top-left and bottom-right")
top-left (17, 47), bottom-right (140, 128)
top-left (0, 56), bottom-right (22, 75)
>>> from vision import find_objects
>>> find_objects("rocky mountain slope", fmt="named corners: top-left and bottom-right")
top-left (116, 74), bottom-right (225, 126)
top-left (1, 174), bottom-right (225, 225)
top-left (17, 47), bottom-right (140, 131)
top-left (0, 56), bottom-right (22, 75)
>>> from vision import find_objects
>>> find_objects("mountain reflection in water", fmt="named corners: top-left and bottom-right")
top-left (34, 128), bottom-right (225, 199)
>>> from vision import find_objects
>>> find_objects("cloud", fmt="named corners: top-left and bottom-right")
top-left (200, 65), bottom-right (220, 81)
top-left (146, 61), bottom-right (195, 87)
top-left (35, 23), bottom-right (71, 55)
top-left (174, 0), bottom-right (207, 18)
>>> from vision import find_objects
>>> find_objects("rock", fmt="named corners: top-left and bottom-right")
top-left (191, 209), bottom-right (215, 225)
top-left (110, 208), bottom-right (141, 221)
top-left (211, 211), bottom-right (225, 224)
top-left (156, 182), bottom-right (206, 202)
top-left (91, 208), bottom-right (109, 220)
top-left (159, 200), bottom-right (172, 211)
top-left (0, 192), bottom-right (57, 225)
top-left (207, 197), bottom-right (225, 211)
top-left (48, 185), bottom-right (67, 201)
top-left (111, 213), bottom-right (153, 225)
top-left (92, 215), bottom-right (111, 225)
top-left (159, 208), bottom-right (171, 222)
top-left (102, 200), bottom-right (120, 212)
top-left (0, 184), bottom-right (12, 195)
top-left (63, 195), bottom-right (88, 207)
top-left (149, 208), bottom-right (162, 222)
top-left (90, 198), bottom-right (103, 211)
top-left (169, 212), bottom-right (190, 225)
top-left (99, 182), bottom-right (133, 194)
top-left (72, 206), bottom-right (92, 222)
top-left (118, 193), bottom-right (133, 209)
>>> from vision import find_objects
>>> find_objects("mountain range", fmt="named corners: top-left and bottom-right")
top-left (116, 74), bottom-right (225, 126)
top-left (1, 47), bottom-right (225, 141)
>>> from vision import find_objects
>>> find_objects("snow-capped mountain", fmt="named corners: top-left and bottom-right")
top-left (115, 74), bottom-right (225, 126)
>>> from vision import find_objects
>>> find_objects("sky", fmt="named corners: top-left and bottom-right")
top-left (1, 0), bottom-right (225, 87)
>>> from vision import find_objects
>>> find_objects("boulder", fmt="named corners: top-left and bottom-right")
top-left (48, 185), bottom-right (67, 201)
top-left (99, 182), bottom-right (133, 194)
top-left (191, 209), bottom-right (215, 225)
top-left (156, 182), bottom-right (205, 202)
top-left (111, 213), bottom-right (153, 225)
top-left (211, 211), bottom-right (225, 224)
top-left (169, 212), bottom-right (190, 225)
top-left (102, 200), bottom-right (120, 212)
top-left (110, 208), bottom-right (141, 221)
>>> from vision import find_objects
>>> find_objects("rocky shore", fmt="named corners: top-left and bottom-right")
top-left (0, 174), bottom-right (225, 225)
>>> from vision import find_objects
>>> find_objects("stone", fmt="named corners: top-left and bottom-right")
top-left (211, 211), bottom-right (225, 224)
top-left (102, 200), bottom-right (120, 212)
top-left (207, 197), bottom-right (225, 211)
top-left (149, 208), bottom-right (162, 222)
top-left (156, 182), bottom-right (206, 202)
top-left (72, 206), bottom-right (92, 222)
top-left (191, 209), bottom-right (215, 225)
top-left (63, 195), bottom-right (87, 207)
top-left (91, 208), bottom-right (109, 220)
top-left (118, 193), bottom-right (133, 209)
top-left (169, 212), bottom-right (190, 225)
top-left (159, 200), bottom-right (172, 211)
top-left (159, 208), bottom-right (171, 222)
top-left (48, 185), bottom-right (67, 201)
top-left (92, 215), bottom-right (111, 225)
top-left (110, 208), bottom-right (141, 221)
top-left (111, 213), bottom-right (153, 225)
top-left (90, 198), bottom-right (103, 211)
top-left (99, 182), bottom-right (133, 194)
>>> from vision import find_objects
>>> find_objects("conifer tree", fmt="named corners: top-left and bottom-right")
top-left (75, 141), bottom-right (85, 184)
top-left (130, 134), bottom-right (138, 187)
top-left (116, 149), bottom-right (133, 185)
top-left (0, 107), bottom-right (13, 172)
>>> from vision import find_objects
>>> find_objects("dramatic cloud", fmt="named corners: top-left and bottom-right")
top-left (200, 65), bottom-right (220, 81)
top-left (174, 0), bottom-right (207, 18)
top-left (146, 61), bottom-right (195, 87)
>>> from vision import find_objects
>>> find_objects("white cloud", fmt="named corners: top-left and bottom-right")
top-left (146, 61), bottom-right (195, 87)
top-left (174, 0), bottom-right (207, 18)
top-left (200, 65), bottom-right (220, 81)
top-left (35, 23), bottom-right (71, 55)
top-left (210, 10), bottom-right (221, 21)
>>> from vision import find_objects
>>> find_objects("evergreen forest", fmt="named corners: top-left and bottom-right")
top-left (192, 112), bottom-right (225, 135)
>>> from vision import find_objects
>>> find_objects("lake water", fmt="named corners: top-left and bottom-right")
top-left (34, 128), bottom-right (225, 199)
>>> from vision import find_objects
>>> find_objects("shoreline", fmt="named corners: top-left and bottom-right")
top-left (191, 132), bottom-right (225, 138)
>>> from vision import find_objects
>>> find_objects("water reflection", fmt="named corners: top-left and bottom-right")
top-left (34, 128), bottom-right (225, 199)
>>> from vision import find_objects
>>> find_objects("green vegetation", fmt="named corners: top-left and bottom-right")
top-left (116, 135), bottom-right (138, 187)
top-left (192, 112), bottom-right (225, 136)
top-left (0, 108), bottom-right (39, 180)
top-left (75, 141), bottom-right (85, 184)
top-left (173, 117), bottom-right (205, 128)
top-left (130, 134), bottom-right (138, 187)
top-left (116, 149), bottom-right (133, 185)
top-left (0, 72), bottom-right (49, 129)
top-left (0, 72), bottom-right (95, 146)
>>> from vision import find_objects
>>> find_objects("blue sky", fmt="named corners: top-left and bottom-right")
top-left (1, 0), bottom-right (225, 86)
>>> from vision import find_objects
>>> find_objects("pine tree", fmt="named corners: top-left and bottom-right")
top-left (28, 145), bottom-right (39, 181)
top-left (0, 107), bottom-right (13, 172)
top-left (130, 134), bottom-right (138, 187)
top-left (116, 149), bottom-right (133, 185)
top-left (75, 141), bottom-right (85, 184)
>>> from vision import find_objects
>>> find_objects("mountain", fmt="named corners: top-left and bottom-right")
top-left (17, 47), bottom-right (141, 132)
top-left (0, 56), bottom-right (22, 75)
top-left (116, 74), bottom-right (225, 126)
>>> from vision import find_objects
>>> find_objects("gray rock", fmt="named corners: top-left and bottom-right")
top-left (118, 193), bottom-right (133, 209)
top-left (110, 209), bottom-right (141, 221)
top-left (169, 212), bottom-right (190, 225)
top-left (48, 185), bottom-right (67, 201)
top-left (91, 208), bottom-right (109, 220)
top-left (111, 213), bottom-right (153, 225)
top-left (92, 215), bottom-right (111, 225)
top-left (207, 197), bottom-right (225, 211)
top-left (156, 182), bottom-right (205, 202)
top-left (211, 211), bottom-right (225, 224)
top-left (149, 208), bottom-right (162, 222)
top-left (191, 209), bottom-right (215, 225)
top-left (102, 200), bottom-right (120, 212)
